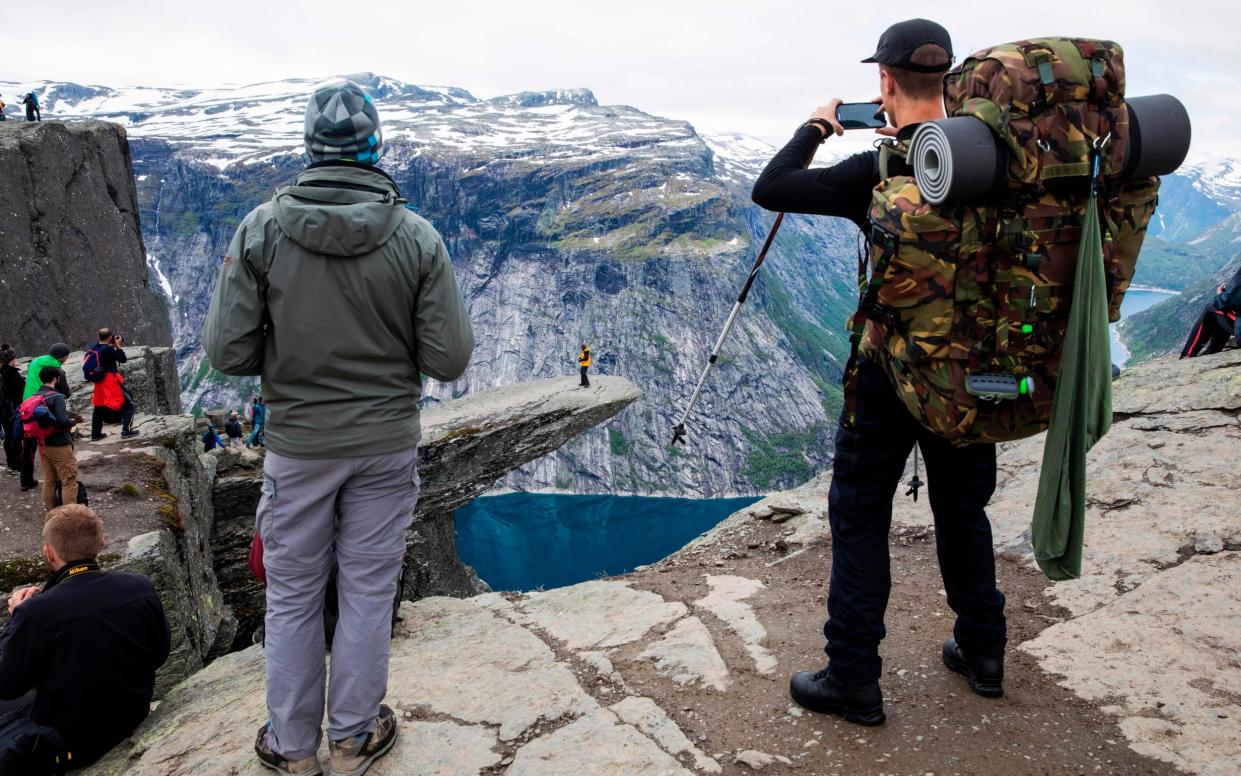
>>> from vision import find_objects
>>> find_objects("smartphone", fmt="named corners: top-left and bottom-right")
top-left (835, 102), bottom-right (887, 130)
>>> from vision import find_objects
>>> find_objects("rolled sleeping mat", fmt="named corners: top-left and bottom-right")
top-left (910, 117), bottom-right (1008, 205)
top-left (1123, 94), bottom-right (1192, 178)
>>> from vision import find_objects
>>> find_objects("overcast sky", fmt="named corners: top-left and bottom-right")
top-left (6, 0), bottom-right (1236, 157)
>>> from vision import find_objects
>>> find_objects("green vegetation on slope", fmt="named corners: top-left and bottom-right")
top-left (741, 425), bottom-right (826, 490)
top-left (1123, 254), bottom-right (1241, 363)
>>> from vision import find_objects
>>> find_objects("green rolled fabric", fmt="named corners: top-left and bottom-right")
top-left (1031, 185), bottom-right (1113, 581)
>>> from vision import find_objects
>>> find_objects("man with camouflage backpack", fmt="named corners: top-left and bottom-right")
top-left (753, 19), bottom-right (1007, 726)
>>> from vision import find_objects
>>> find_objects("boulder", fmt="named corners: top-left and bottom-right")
top-left (16, 344), bottom-right (182, 418)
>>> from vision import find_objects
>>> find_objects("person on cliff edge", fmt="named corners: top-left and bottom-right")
top-left (578, 343), bottom-right (592, 387)
top-left (1180, 264), bottom-right (1241, 358)
top-left (0, 505), bottom-right (170, 774)
top-left (751, 19), bottom-right (1006, 726)
top-left (86, 328), bottom-right (139, 441)
top-left (204, 79), bottom-right (473, 776)
top-left (22, 93), bottom-right (40, 122)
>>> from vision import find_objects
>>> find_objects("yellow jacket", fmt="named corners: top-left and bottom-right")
top-left (579, 348), bottom-right (592, 367)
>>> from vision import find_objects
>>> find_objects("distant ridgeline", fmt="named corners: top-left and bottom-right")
top-left (4, 74), bottom-right (1237, 494)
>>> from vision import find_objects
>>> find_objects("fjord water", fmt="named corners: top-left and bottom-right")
top-left (455, 493), bottom-right (760, 591)
top-left (1111, 288), bottom-right (1176, 365)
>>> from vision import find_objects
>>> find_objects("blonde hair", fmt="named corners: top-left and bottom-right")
top-left (44, 504), bottom-right (105, 561)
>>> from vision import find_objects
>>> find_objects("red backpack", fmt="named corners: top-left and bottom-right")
top-left (19, 394), bottom-right (57, 445)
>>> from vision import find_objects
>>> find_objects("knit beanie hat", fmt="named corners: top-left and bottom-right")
top-left (304, 81), bottom-right (383, 165)
top-left (49, 343), bottom-right (71, 359)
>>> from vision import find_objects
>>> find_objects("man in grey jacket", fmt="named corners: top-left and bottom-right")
top-left (203, 80), bottom-right (473, 776)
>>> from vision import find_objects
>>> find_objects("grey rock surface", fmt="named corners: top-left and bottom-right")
top-left (16, 345), bottom-right (182, 418)
top-left (0, 121), bottom-right (172, 356)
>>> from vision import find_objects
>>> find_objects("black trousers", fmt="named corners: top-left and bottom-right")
top-left (0, 703), bottom-right (67, 776)
top-left (1180, 306), bottom-right (1236, 358)
top-left (20, 438), bottom-right (38, 488)
top-left (580, 366), bottom-right (590, 386)
top-left (91, 391), bottom-right (134, 438)
top-left (824, 358), bottom-right (1006, 686)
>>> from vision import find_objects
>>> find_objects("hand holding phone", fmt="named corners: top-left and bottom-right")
top-left (835, 102), bottom-right (888, 130)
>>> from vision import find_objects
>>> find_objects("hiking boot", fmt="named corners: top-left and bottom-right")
top-left (20, 480), bottom-right (39, 492)
top-left (789, 668), bottom-right (885, 726)
top-left (254, 723), bottom-right (322, 775)
top-left (120, 429), bottom-right (140, 439)
top-left (90, 433), bottom-right (109, 441)
top-left (328, 705), bottom-right (397, 776)
top-left (942, 638), bottom-right (1004, 698)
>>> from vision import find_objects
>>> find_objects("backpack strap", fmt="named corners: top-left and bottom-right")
top-left (841, 227), bottom-right (900, 429)
top-left (877, 139), bottom-right (908, 180)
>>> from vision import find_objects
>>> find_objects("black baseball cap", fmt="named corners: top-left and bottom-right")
top-left (862, 18), bottom-right (954, 73)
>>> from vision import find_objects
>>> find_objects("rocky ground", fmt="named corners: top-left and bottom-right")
top-left (88, 351), bottom-right (1240, 775)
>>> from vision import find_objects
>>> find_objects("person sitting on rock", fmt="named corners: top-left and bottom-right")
top-left (0, 504), bottom-right (170, 773)
top-left (19, 344), bottom-right (72, 494)
top-left (86, 328), bottom-right (139, 441)
top-left (25, 366), bottom-right (79, 512)
top-left (579, 343), bottom-right (592, 387)
top-left (203, 79), bottom-right (473, 776)
top-left (0, 345), bottom-right (24, 474)
top-left (1180, 264), bottom-right (1241, 358)
top-left (225, 412), bottom-right (245, 446)
top-left (247, 397), bottom-right (266, 448)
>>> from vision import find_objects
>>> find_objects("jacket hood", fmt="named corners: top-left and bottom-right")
top-left (272, 165), bottom-right (407, 257)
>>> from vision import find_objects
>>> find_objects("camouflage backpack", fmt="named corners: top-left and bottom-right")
top-left (848, 37), bottom-right (1159, 445)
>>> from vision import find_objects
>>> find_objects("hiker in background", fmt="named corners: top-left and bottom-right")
top-left (1180, 264), bottom-right (1241, 358)
top-left (0, 96), bottom-right (7, 121)
top-left (579, 343), bottom-right (592, 387)
top-left (247, 397), bottom-right (266, 447)
top-left (22, 93), bottom-right (39, 122)
top-left (201, 422), bottom-right (224, 453)
top-left (0, 504), bottom-right (170, 773)
top-left (225, 412), bottom-right (244, 447)
top-left (86, 328), bottom-right (139, 440)
top-left (24, 366), bottom-right (78, 512)
top-left (20, 344), bottom-right (72, 493)
top-left (1, 346), bottom-right (22, 474)
top-left (203, 79), bottom-right (472, 776)
top-left (753, 19), bottom-right (1006, 725)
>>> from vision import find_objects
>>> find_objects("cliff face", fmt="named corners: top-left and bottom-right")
top-left (0, 121), bottom-right (172, 354)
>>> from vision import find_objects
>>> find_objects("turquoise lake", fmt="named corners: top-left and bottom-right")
top-left (1112, 288), bottom-right (1176, 365)
top-left (455, 493), bottom-right (760, 591)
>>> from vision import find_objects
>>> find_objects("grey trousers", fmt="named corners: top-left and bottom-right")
top-left (259, 446), bottom-right (419, 759)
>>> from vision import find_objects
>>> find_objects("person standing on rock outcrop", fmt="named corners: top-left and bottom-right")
top-left (20, 344), bottom-right (72, 493)
top-left (247, 396), bottom-right (266, 447)
top-left (86, 328), bottom-right (139, 441)
top-left (21, 92), bottom-right (39, 122)
top-left (0, 504), bottom-right (169, 773)
top-left (579, 343), bottom-right (592, 387)
top-left (204, 79), bottom-right (473, 776)
top-left (26, 366), bottom-right (79, 512)
top-left (0, 345), bottom-right (23, 474)
top-left (752, 19), bottom-right (1006, 726)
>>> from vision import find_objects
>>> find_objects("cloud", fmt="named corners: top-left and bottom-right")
top-left (7, 0), bottom-right (1235, 159)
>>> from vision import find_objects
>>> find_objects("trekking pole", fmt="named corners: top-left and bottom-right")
top-left (669, 211), bottom-right (789, 446)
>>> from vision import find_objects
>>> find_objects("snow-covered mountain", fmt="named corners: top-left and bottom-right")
top-left (1, 74), bottom-right (863, 497)
top-left (4, 73), bottom-right (1236, 491)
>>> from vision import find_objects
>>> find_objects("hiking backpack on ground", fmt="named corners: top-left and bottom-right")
top-left (850, 37), bottom-right (1160, 445)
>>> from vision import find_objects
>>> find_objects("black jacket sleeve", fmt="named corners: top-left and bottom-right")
top-left (0, 609), bottom-right (40, 700)
top-left (751, 126), bottom-right (878, 229)
top-left (46, 393), bottom-right (71, 428)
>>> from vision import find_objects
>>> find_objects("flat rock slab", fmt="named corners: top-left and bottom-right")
top-left (1022, 551), bottom-right (1241, 775)
top-left (518, 580), bottom-right (687, 650)
top-left (638, 615), bottom-right (730, 691)
top-left (507, 708), bottom-right (691, 775)
top-left (694, 575), bottom-right (777, 675)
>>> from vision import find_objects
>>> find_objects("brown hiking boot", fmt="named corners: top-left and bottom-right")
top-left (254, 723), bottom-right (322, 775)
top-left (328, 705), bottom-right (397, 776)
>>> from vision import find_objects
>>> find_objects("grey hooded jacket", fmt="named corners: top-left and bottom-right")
top-left (202, 163), bottom-right (473, 459)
